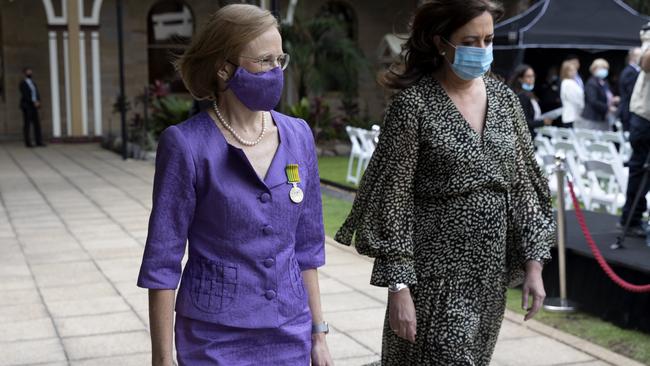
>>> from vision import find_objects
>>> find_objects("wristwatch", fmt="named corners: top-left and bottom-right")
top-left (388, 283), bottom-right (409, 293)
top-left (312, 321), bottom-right (330, 334)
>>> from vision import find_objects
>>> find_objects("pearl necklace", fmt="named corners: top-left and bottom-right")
top-left (213, 101), bottom-right (266, 146)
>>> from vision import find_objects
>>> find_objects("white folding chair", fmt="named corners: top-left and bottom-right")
top-left (553, 140), bottom-right (588, 163)
top-left (574, 128), bottom-right (601, 144)
top-left (534, 135), bottom-right (554, 156)
top-left (583, 159), bottom-right (626, 214)
top-left (358, 129), bottom-right (377, 167)
top-left (553, 128), bottom-right (576, 142)
top-left (535, 126), bottom-right (557, 140)
top-left (345, 127), bottom-right (376, 185)
top-left (583, 141), bottom-right (619, 162)
top-left (345, 127), bottom-right (365, 185)
top-left (565, 151), bottom-right (587, 209)
top-left (600, 131), bottom-right (624, 145)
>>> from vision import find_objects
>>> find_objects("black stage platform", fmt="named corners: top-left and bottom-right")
top-left (543, 210), bottom-right (650, 333)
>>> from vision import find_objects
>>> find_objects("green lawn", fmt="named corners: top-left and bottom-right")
top-left (506, 289), bottom-right (650, 364)
top-left (318, 156), bottom-right (359, 189)
top-left (321, 193), bottom-right (353, 238)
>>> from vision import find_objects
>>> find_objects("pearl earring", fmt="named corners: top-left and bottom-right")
top-left (441, 51), bottom-right (446, 56)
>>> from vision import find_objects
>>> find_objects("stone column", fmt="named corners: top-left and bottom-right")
top-left (91, 31), bottom-right (102, 136)
top-left (48, 31), bottom-right (62, 137)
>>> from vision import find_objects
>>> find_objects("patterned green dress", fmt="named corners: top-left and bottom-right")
top-left (334, 75), bottom-right (556, 365)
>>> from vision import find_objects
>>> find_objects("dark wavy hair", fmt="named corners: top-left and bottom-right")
top-left (508, 64), bottom-right (533, 94)
top-left (379, 0), bottom-right (504, 90)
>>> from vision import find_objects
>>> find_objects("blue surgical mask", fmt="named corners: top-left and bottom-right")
top-left (594, 68), bottom-right (608, 79)
top-left (522, 82), bottom-right (534, 91)
top-left (443, 38), bottom-right (493, 80)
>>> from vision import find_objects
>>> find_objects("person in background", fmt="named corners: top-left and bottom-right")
top-left (578, 58), bottom-right (618, 131)
top-left (537, 66), bottom-right (562, 114)
top-left (621, 25), bottom-right (650, 240)
top-left (559, 60), bottom-right (584, 129)
top-left (618, 47), bottom-right (642, 132)
top-left (508, 64), bottom-right (553, 137)
top-left (565, 54), bottom-right (584, 89)
top-left (19, 67), bottom-right (45, 148)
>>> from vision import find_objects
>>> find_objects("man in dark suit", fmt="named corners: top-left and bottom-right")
top-left (618, 47), bottom-right (642, 132)
top-left (19, 67), bottom-right (45, 147)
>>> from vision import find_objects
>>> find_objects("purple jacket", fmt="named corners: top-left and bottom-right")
top-left (137, 111), bottom-right (325, 329)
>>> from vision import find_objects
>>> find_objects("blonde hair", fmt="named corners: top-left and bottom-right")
top-left (560, 60), bottom-right (576, 80)
top-left (175, 4), bottom-right (278, 100)
top-left (589, 58), bottom-right (610, 73)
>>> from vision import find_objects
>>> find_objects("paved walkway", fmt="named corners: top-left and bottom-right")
top-left (0, 142), bottom-right (642, 366)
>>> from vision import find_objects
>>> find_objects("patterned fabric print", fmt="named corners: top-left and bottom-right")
top-left (335, 75), bottom-right (556, 365)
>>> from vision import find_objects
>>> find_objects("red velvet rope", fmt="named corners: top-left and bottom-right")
top-left (566, 180), bottom-right (650, 293)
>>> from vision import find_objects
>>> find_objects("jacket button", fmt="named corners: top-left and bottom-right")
top-left (265, 290), bottom-right (276, 300)
top-left (264, 258), bottom-right (275, 268)
top-left (260, 193), bottom-right (271, 203)
top-left (263, 225), bottom-right (273, 235)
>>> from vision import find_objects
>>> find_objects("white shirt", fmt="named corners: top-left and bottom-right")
top-left (531, 98), bottom-right (542, 120)
top-left (560, 78), bottom-right (584, 123)
top-left (631, 46), bottom-right (650, 121)
top-left (25, 78), bottom-right (37, 102)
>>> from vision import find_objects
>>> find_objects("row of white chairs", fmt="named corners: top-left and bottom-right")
top-left (538, 151), bottom-right (627, 214)
top-left (344, 123), bottom-right (634, 215)
top-left (534, 126), bottom-right (631, 161)
top-left (345, 125), bottom-right (380, 185)
top-left (534, 126), bottom-right (632, 214)
top-left (535, 125), bottom-right (629, 143)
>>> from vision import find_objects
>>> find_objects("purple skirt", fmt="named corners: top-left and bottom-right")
top-left (175, 311), bottom-right (311, 366)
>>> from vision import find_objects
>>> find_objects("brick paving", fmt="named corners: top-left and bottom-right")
top-left (0, 142), bottom-right (641, 366)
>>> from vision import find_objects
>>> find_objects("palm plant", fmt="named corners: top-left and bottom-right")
top-left (281, 16), bottom-right (370, 101)
top-left (150, 96), bottom-right (192, 139)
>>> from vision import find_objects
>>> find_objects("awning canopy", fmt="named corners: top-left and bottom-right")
top-left (494, 0), bottom-right (650, 50)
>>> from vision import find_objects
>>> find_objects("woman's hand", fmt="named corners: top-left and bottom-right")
top-left (522, 260), bottom-right (546, 321)
top-left (311, 334), bottom-right (334, 366)
top-left (388, 288), bottom-right (417, 343)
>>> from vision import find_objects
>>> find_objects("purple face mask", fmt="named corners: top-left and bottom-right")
top-left (226, 66), bottom-right (284, 111)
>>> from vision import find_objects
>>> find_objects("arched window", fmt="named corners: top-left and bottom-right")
top-left (147, 0), bottom-right (194, 93)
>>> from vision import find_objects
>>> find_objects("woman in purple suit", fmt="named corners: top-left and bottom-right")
top-left (137, 5), bottom-right (333, 365)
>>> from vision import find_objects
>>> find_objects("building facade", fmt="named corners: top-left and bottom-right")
top-left (0, 0), bottom-right (420, 142)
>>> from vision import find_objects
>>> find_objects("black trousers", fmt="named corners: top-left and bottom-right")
top-left (621, 113), bottom-right (650, 227)
top-left (21, 106), bottom-right (43, 146)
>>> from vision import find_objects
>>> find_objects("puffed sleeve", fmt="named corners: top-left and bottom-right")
top-left (506, 91), bottom-right (556, 286)
top-left (294, 119), bottom-right (326, 270)
top-left (334, 92), bottom-right (421, 287)
top-left (137, 125), bottom-right (196, 289)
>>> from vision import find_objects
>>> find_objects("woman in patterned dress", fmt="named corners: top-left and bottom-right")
top-left (335, 1), bottom-right (556, 365)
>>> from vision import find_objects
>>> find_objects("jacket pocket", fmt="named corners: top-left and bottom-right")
top-left (189, 256), bottom-right (238, 314)
top-left (289, 255), bottom-right (305, 298)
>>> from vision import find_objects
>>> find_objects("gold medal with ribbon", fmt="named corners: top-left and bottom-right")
top-left (285, 164), bottom-right (304, 204)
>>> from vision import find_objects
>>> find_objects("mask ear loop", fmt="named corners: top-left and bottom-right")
top-left (214, 60), bottom-right (237, 98)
